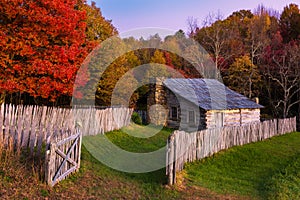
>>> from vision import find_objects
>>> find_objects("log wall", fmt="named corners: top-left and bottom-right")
top-left (206, 109), bottom-right (260, 129)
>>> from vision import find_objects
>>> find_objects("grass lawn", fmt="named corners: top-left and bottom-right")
top-left (184, 131), bottom-right (300, 199)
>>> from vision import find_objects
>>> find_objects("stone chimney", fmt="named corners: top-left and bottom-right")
top-left (147, 77), bottom-right (168, 125)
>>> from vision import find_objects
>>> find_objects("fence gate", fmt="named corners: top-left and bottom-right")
top-left (45, 128), bottom-right (82, 187)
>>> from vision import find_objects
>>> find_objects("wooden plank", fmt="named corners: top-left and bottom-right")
top-left (51, 165), bottom-right (77, 187)
top-left (9, 104), bottom-right (17, 150)
top-left (22, 106), bottom-right (32, 148)
top-left (0, 104), bottom-right (4, 151)
top-left (45, 142), bottom-right (56, 186)
top-left (56, 132), bottom-right (80, 146)
top-left (55, 147), bottom-right (78, 167)
top-left (45, 107), bottom-right (54, 149)
top-left (76, 129), bottom-right (82, 171)
top-left (29, 106), bottom-right (38, 155)
top-left (3, 104), bottom-right (10, 148)
top-left (37, 106), bottom-right (47, 156)
top-left (15, 105), bottom-right (24, 152)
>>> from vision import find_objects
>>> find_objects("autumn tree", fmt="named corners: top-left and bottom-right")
top-left (225, 10), bottom-right (253, 57)
top-left (247, 6), bottom-right (272, 66)
top-left (280, 3), bottom-right (300, 43)
top-left (225, 55), bottom-right (261, 98)
top-left (89, 37), bottom-right (141, 107)
top-left (188, 3), bottom-right (300, 119)
top-left (79, 0), bottom-right (117, 44)
top-left (262, 32), bottom-right (300, 118)
top-left (0, 0), bottom-right (89, 105)
top-left (193, 12), bottom-right (240, 74)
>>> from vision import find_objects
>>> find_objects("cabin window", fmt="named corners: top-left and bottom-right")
top-left (188, 110), bottom-right (196, 124)
top-left (170, 107), bottom-right (178, 120)
top-left (214, 112), bottom-right (224, 127)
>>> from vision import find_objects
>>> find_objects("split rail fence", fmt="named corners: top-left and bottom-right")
top-left (166, 117), bottom-right (297, 185)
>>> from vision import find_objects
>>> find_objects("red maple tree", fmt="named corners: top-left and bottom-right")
top-left (0, 0), bottom-right (90, 102)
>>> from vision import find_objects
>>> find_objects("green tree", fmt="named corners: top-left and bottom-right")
top-left (81, 35), bottom-right (141, 107)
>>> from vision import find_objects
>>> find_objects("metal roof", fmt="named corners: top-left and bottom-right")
top-left (163, 78), bottom-right (263, 110)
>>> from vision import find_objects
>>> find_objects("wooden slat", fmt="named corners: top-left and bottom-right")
top-left (15, 105), bottom-right (24, 152)
top-left (0, 104), bottom-right (4, 151)
top-left (22, 106), bottom-right (32, 148)
top-left (29, 106), bottom-right (38, 154)
top-left (37, 106), bottom-right (47, 155)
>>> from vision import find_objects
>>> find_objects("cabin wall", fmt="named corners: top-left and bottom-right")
top-left (166, 90), bottom-right (206, 132)
top-left (241, 109), bottom-right (260, 124)
top-left (206, 109), bottom-right (261, 129)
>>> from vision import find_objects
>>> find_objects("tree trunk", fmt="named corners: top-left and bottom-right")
top-left (0, 93), bottom-right (5, 104)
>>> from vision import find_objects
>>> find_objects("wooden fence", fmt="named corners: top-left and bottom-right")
top-left (0, 104), bottom-right (75, 156)
top-left (166, 117), bottom-right (297, 185)
top-left (0, 104), bottom-right (133, 155)
top-left (0, 104), bottom-right (133, 186)
top-left (72, 106), bottom-right (133, 136)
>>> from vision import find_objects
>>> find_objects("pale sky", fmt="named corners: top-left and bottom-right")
top-left (90, 0), bottom-right (299, 37)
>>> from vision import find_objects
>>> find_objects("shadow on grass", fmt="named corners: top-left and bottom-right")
top-left (80, 124), bottom-right (173, 185)
top-left (81, 142), bottom-right (168, 185)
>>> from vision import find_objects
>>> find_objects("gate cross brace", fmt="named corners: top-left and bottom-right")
top-left (55, 148), bottom-right (78, 167)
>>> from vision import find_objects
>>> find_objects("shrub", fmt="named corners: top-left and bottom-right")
top-left (131, 112), bottom-right (142, 125)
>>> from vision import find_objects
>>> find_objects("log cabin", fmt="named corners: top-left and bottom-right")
top-left (147, 78), bottom-right (263, 132)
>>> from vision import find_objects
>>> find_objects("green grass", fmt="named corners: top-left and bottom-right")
top-left (265, 155), bottom-right (300, 200)
top-left (60, 124), bottom-right (180, 199)
top-left (106, 123), bottom-right (172, 153)
top-left (184, 132), bottom-right (300, 199)
top-left (77, 145), bottom-right (179, 199)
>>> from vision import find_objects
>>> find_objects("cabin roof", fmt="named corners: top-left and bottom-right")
top-left (163, 78), bottom-right (263, 110)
